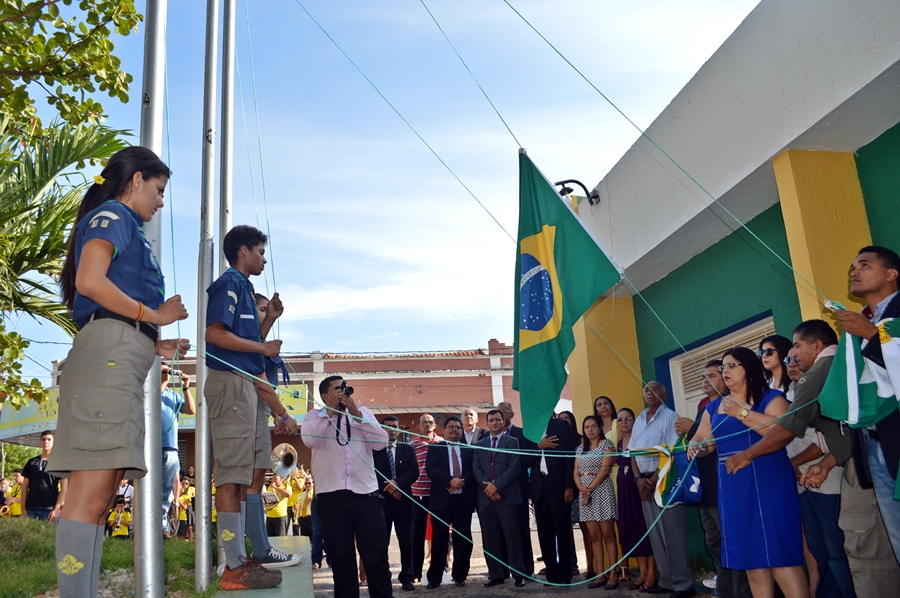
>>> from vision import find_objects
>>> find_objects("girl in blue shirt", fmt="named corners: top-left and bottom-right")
top-left (51, 146), bottom-right (189, 598)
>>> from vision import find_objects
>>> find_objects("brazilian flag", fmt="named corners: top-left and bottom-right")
top-left (513, 150), bottom-right (622, 441)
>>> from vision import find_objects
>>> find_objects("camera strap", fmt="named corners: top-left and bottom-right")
top-left (335, 411), bottom-right (352, 446)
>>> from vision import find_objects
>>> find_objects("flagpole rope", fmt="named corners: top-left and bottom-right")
top-left (500, 0), bottom-right (830, 306)
top-left (418, 0), bottom-right (523, 148)
top-left (307, 394), bottom-right (732, 587)
top-left (242, 0), bottom-right (279, 307)
top-left (290, 0), bottom-right (516, 243)
top-left (234, 55), bottom-right (269, 297)
top-left (188, 341), bottom-right (818, 459)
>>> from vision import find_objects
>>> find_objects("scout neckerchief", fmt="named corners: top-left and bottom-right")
top-left (225, 267), bottom-right (262, 341)
top-left (102, 200), bottom-right (166, 307)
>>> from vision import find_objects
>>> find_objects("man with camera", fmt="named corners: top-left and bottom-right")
top-left (301, 375), bottom-right (392, 598)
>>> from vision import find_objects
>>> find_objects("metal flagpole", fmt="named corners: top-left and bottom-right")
top-left (135, 0), bottom-right (168, 596)
top-left (195, 0), bottom-right (220, 590)
top-left (219, 0), bottom-right (235, 275)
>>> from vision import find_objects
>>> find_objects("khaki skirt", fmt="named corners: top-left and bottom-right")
top-left (48, 318), bottom-right (156, 480)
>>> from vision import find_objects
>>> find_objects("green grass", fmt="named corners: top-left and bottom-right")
top-left (0, 518), bottom-right (220, 598)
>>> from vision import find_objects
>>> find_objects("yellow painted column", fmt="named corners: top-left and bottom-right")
top-left (569, 294), bottom-right (645, 424)
top-left (773, 150), bottom-right (872, 321)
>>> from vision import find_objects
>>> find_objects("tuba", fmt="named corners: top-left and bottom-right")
top-left (271, 443), bottom-right (299, 478)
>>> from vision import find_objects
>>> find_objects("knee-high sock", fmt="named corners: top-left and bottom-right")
top-left (219, 511), bottom-right (245, 570)
top-left (90, 522), bottom-right (104, 598)
top-left (56, 519), bottom-right (101, 598)
top-left (245, 493), bottom-right (271, 555)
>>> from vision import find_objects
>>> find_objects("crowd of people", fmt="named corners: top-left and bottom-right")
top-left (8, 142), bottom-right (897, 598)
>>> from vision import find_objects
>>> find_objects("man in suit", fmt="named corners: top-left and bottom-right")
top-left (473, 409), bottom-right (526, 588)
top-left (461, 408), bottom-right (487, 446)
top-left (497, 401), bottom-right (537, 576)
top-left (425, 416), bottom-right (477, 588)
top-left (530, 416), bottom-right (576, 584)
top-left (373, 416), bottom-right (419, 592)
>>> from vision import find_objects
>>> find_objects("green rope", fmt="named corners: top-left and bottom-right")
top-left (500, 0), bottom-right (829, 305)
top-left (419, 0), bottom-right (522, 148)
top-left (291, 0), bottom-right (516, 243)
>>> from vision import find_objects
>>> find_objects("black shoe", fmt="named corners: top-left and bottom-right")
top-left (670, 589), bottom-right (696, 598)
top-left (401, 582), bottom-right (415, 591)
top-left (426, 582), bottom-right (440, 589)
top-left (514, 576), bottom-right (526, 588)
top-left (646, 585), bottom-right (673, 594)
top-left (484, 578), bottom-right (504, 587)
top-left (453, 579), bottom-right (465, 587)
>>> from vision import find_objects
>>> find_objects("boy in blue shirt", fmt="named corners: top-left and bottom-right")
top-left (205, 225), bottom-right (287, 589)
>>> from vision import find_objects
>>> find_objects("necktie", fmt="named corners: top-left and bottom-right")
top-left (451, 446), bottom-right (461, 478)
top-left (388, 444), bottom-right (396, 479)
top-left (490, 437), bottom-right (497, 479)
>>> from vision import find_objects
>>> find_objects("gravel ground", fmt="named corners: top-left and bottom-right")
top-left (311, 528), bottom-right (714, 597)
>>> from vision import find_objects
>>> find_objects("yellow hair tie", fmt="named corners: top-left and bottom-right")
top-left (93, 174), bottom-right (106, 185)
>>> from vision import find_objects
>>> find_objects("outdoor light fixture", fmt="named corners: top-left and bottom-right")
top-left (554, 179), bottom-right (600, 206)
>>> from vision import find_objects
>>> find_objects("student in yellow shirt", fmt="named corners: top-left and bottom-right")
top-left (108, 498), bottom-right (132, 539)
top-left (288, 473), bottom-right (304, 536)
top-left (6, 470), bottom-right (23, 517)
top-left (177, 480), bottom-right (196, 540)
top-left (294, 476), bottom-right (314, 537)
top-left (264, 474), bottom-right (291, 537)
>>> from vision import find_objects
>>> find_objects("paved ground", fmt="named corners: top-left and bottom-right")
top-left (311, 528), bottom-right (714, 597)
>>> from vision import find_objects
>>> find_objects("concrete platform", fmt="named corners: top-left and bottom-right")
top-left (217, 536), bottom-right (313, 597)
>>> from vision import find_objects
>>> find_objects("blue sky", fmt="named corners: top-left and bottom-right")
top-left (12, 0), bottom-right (759, 384)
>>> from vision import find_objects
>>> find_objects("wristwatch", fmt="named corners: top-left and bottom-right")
top-left (739, 408), bottom-right (749, 422)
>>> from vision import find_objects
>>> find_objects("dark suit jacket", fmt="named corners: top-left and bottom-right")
top-left (425, 441), bottom-right (477, 512)
top-left (505, 424), bottom-right (538, 501)
top-left (464, 427), bottom-right (488, 446)
top-left (529, 418), bottom-right (576, 501)
top-left (862, 293), bottom-right (900, 480)
top-left (473, 434), bottom-right (522, 506)
top-left (373, 441), bottom-right (418, 517)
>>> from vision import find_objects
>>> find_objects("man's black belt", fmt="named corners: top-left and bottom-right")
top-left (90, 307), bottom-right (158, 344)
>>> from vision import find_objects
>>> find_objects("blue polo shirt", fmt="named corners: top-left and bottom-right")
top-left (161, 389), bottom-right (183, 450)
top-left (205, 269), bottom-right (265, 375)
top-left (71, 201), bottom-right (165, 329)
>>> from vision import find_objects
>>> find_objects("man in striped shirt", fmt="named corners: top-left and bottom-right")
top-left (410, 413), bottom-right (442, 584)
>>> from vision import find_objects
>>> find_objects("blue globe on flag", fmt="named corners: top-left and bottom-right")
top-left (520, 253), bottom-right (554, 331)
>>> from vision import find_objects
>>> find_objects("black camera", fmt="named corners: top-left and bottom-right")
top-left (339, 381), bottom-right (354, 396)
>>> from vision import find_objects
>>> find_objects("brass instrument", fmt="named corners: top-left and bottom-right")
top-left (271, 443), bottom-right (299, 478)
top-left (113, 511), bottom-right (123, 531)
top-left (0, 505), bottom-right (9, 517)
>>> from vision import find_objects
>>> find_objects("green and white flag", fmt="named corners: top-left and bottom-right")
top-left (818, 318), bottom-right (900, 498)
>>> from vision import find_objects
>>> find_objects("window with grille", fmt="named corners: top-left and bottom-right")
top-left (668, 316), bottom-right (776, 418)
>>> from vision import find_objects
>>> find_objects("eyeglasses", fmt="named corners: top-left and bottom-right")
top-left (445, 425), bottom-right (462, 431)
top-left (758, 348), bottom-right (777, 357)
top-left (616, 417), bottom-right (634, 423)
top-left (783, 356), bottom-right (800, 365)
top-left (718, 363), bottom-right (743, 372)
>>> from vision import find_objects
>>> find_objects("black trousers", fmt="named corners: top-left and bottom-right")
top-left (317, 490), bottom-right (392, 598)
top-left (517, 501), bottom-right (534, 574)
top-left (412, 495), bottom-right (430, 580)
top-left (266, 515), bottom-right (288, 537)
top-left (479, 502), bottom-right (524, 582)
top-left (384, 497), bottom-right (414, 585)
top-left (534, 479), bottom-right (573, 583)
top-left (427, 495), bottom-right (474, 585)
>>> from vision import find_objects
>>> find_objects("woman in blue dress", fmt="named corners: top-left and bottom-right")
top-left (688, 346), bottom-right (807, 598)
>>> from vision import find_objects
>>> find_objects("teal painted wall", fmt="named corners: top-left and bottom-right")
top-left (856, 121), bottom-right (900, 247)
top-left (633, 204), bottom-right (802, 383)
top-left (630, 203), bottom-right (801, 569)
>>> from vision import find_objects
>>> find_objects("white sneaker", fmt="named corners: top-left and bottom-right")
top-left (702, 575), bottom-right (717, 589)
top-left (252, 547), bottom-right (302, 568)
